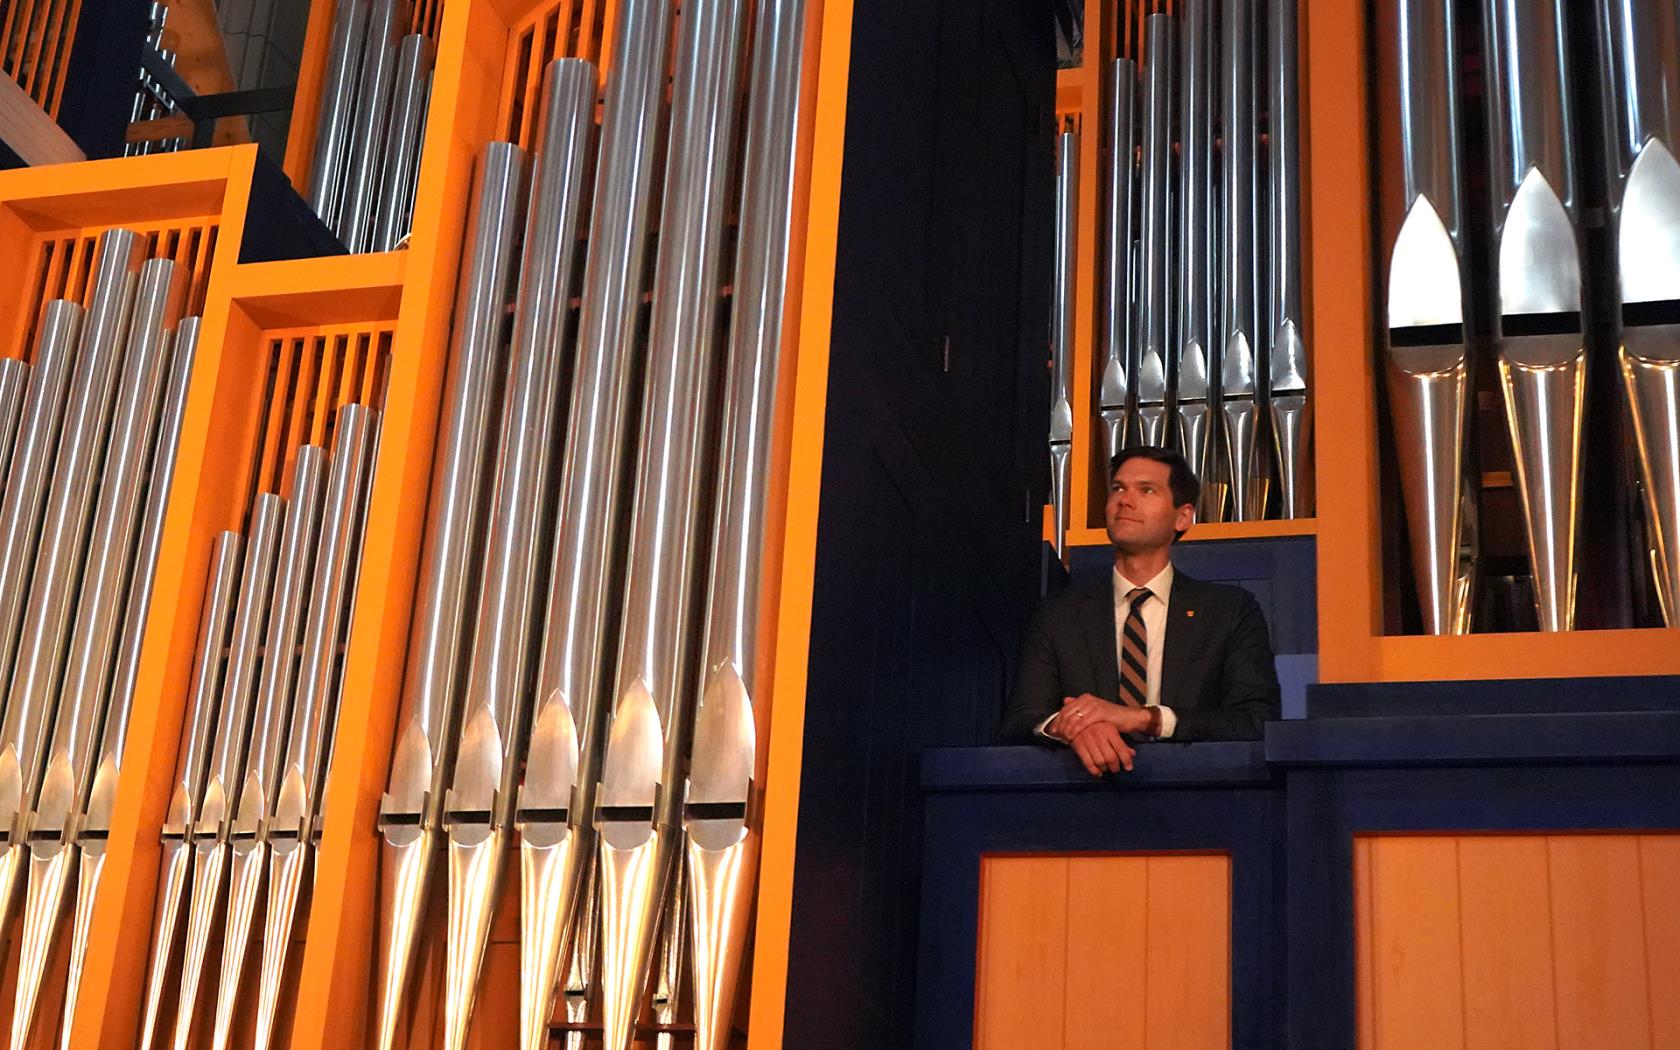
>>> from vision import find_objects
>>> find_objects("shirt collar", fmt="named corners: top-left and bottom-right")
top-left (1114, 562), bottom-right (1174, 603)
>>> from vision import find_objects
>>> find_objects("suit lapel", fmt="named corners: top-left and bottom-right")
top-left (1079, 575), bottom-right (1121, 703)
top-left (1160, 571), bottom-right (1207, 710)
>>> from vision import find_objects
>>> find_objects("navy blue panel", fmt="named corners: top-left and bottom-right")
top-left (238, 153), bottom-right (346, 262)
top-left (920, 752), bottom-right (1283, 1048)
top-left (921, 742), bottom-right (1273, 790)
top-left (1067, 535), bottom-right (1318, 654)
top-left (55, 0), bottom-right (150, 159)
top-left (786, 0), bottom-right (1058, 1044)
top-left (1307, 673), bottom-right (1680, 718)
top-left (1276, 653), bottom-right (1317, 719)
top-left (1267, 711), bottom-right (1680, 766)
top-left (0, 139), bottom-right (21, 171)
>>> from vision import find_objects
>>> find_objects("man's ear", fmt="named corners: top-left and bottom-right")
top-left (1174, 503), bottom-right (1195, 535)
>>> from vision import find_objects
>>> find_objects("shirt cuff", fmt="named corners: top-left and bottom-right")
top-left (1155, 705), bottom-right (1177, 739)
top-left (1035, 711), bottom-right (1065, 744)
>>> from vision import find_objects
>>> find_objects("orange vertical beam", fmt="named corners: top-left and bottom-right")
top-left (1306, 0), bottom-right (1379, 682)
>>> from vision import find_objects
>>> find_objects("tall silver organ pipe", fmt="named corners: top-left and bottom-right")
top-left (1101, 59), bottom-right (1137, 468)
top-left (592, 0), bottom-right (750, 1045)
top-left (1269, 0), bottom-right (1311, 519)
top-left (1595, 0), bottom-right (1680, 625)
top-left (682, 1), bottom-right (809, 1046)
top-left (0, 360), bottom-right (28, 489)
top-left (373, 139), bottom-right (527, 1050)
top-left (1049, 127), bottom-right (1077, 556)
top-left (1135, 15), bottom-right (1175, 447)
top-left (1175, 0), bottom-right (1215, 500)
top-left (371, 34), bottom-right (436, 252)
top-left (1481, 0), bottom-right (1584, 631)
top-left (1220, 0), bottom-right (1263, 521)
top-left (1385, 0), bottom-right (1476, 634)
top-left (307, 0), bottom-right (372, 223)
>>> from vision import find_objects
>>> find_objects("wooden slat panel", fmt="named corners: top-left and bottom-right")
top-left (1638, 836), bottom-right (1680, 1046)
top-left (1457, 836), bottom-right (1557, 1048)
top-left (1354, 838), bottom-right (1373, 1050)
top-left (1364, 836), bottom-right (1465, 1050)
top-left (1063, 855), bottom-right (1147, 1050)
top-left (975, 856), bottom-right (1068, 1050)
top-left (1548, 836), bottom-right (1652, 1048)
top-left (1142, 855), bottom-right (1229, 1050)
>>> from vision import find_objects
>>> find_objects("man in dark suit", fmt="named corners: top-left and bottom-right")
top-left (997, 446), bottom-right (1280, 775)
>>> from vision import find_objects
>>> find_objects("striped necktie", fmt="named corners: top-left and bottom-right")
top-left (1119, 586), bottom-right (1152, 708)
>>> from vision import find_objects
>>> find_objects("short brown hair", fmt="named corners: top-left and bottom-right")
top-left (1108, 446), bottom-right (1201, 509)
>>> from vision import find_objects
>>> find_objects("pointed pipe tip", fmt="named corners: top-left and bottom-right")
top-left (211, 844), bottom-right (267, 1050)
top-left (443, 831), bottom-right (508, 1050)
top-left (518, 836), bottom-right (583, 1050)
top-left (251, 844), bottom-right (310, 1050)
top-left (171, 844), bottom-right (230, 1050)
top-left (373, 833), bottom-right (439, 1050)
top-left (11, 849), bottom-right (76, 1050)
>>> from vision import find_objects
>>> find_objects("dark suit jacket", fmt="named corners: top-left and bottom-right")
top-left (996, 570), bottom-right (1281, 744)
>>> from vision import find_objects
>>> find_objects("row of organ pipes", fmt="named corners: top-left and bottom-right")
top-left (1384, 0), bottom-right (1680, 633)
top-left (360, 0), bottom-right (806, 1046)
top-left (1049, 0), bottom-right (1313, 556)
top-left (0, 230), bottom-right (202, 1047)
top-left (305, 0), bottom-right (435, 252)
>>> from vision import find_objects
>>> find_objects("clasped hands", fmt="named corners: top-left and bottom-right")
top-left (1048, 694), bottom-right (1153, 776)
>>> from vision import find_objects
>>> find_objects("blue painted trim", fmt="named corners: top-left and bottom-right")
top-left (1306, 674), bottom-right (1680, 718)
top-left (1266, 711), bottom-right (1680, 766)
top-left (921, 742), bottom-right (1272, 790)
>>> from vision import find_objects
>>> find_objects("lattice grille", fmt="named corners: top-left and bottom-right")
top-left (409, 0), bottom-right (445, 40)
top-left (1118, 0), bottom-right (1177, 64)
top-left (236, 323), bottom-right (393, 526)
top-left (496, 0), bottom-right (614, 150)
top-left (0, 0), bottom-right (84, 116)
top-left (10, 220), bottom-right (220, 362)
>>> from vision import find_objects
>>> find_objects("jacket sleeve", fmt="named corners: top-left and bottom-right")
top-left (995, 601), bottom-right (1065, 745)
top-left (1171, 590), bottom-right (1281, 742)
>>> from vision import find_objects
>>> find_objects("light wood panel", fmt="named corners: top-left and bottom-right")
top-left (1356, 833), bottom-right (1680, 1050)
top-left (976, 852), bottom-right (1231, 1050)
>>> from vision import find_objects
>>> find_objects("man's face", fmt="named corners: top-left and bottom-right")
top-left (1105, 458), bottom-right (1194, 553)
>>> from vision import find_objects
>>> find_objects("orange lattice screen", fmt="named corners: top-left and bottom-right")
top-left (10, 220), bottom-right (221, 362)
top-left (1, 0), bottom-right (84, 116)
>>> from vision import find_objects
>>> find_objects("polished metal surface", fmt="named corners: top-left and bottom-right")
top-left (1049, 127), bottom-right (1077, 557)
top-left (681, 2), bottom-right (807, 1043)
top-left (371, 33), bottom-right (435, 252)
top-left (170, 494), bottom-right (284, 1050)
top-left (12, 268), bottom-right (178, 1050)
top-left (211, 447), bottom-right (327, 1050)
top-left (1268, 0), bottom-right (1310, 518)
top-left (441, 82), bottom-right (588, 1050)
top-left (1135, 15), bottom-right (1174, 448)
top-left (253, 405), bottom-right (378, 1050)
top-left (1220, 0), bottom-right (1261, 519)
top-left (518, 0), bottom-right (674, 1041)
top-left (0, 302), bottom-right (79, 691)
top-left (0, 360), bottom-right (28, 489)
top-left (0, 248), bottom-right (161, 940)
top-left (1387, 0), bottom-right (1475, 634)
top-left (503, 61), bottom-right (611, 1048)
top-left (1597, 0), bottom-right (1680, 624)
top-left (336, 0), bottom-right (405, 250)
top-left (306, 0), bottom-right (372, 224)
top-left (1482, 0), bottom-right (1583, 631)
top-left (1101, 59), bottom-right (1137, 465)
top-left (135, 532), bottom-right (244, 1050)
top-left (594, 0), bottom-right (749, 1042)
top-left (1175, 0), bottom-right (1215, 496)
top-left (374, 139), bottom-right (526, 1050)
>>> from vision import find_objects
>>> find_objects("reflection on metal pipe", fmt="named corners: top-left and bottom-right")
top-left (85, 318), bottom-right (199, 1050)
top-left (1101, 59), bottom-right (1137, 468)
top-left (1135, 15), bottom-right (1174, 448)
top-left (170, 493), bottom-right (284, 1050)
top-left (211, 446), bottom-right (327, 1050)
top-left (306, 0), bottom-right (372, 224)
top-left (594, 0), bottom-right (748, 1044)
top-left (371, 34), bottom-right (435, 252)
top-left (1385, 0), bottom-right (1476, 634)
top-left (1176, 0), bottom-right (1215, 501)
top-left (683, 1), bottom-right (807, 1045)
top-left (518, 0), bottom-right (674, 1040)
top-left (12, 271), bottom-right (179, 1050)
top-left (1596, 0), bottom-right (1680, 624)
top-left (253, 405), bottom-right (379, 1050)
top-left (374, 140), bottom-right (526, 1050)
top-left (136, 531), bottom-right (244, 1050)
top-left (1049, 127), bottom-right (1077, 556)
top-left (1220, 0), bottom-right (1263, 520)
top-left (0, 360), bottom-right (29, 489)
top-left (0, 246), bottom-right (160, 943)
top-left (480, 60), bottom-right (596, 1050)
top-left (336, 0), bottom-right (405, 251)
top-left (1269, 0), bottom-right (1311, 519)
top-left (1482, 0), bottom-right (1583, 631)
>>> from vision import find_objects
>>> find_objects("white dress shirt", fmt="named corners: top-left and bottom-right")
top-left (1039, 563), bottom-right (1178, 742)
